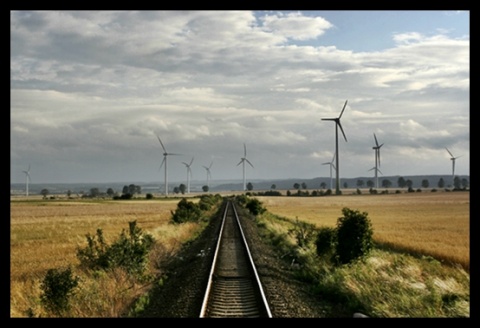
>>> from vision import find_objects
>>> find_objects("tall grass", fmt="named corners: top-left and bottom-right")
top-left (253, 204), bottom-right (470, 318)
top-left (10, 197), bottom-right (210, 317)
top-left (257, 191), bottom-right (469, 271)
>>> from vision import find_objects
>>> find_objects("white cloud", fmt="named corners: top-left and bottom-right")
top-left (10, 11), bottom-right (469, 183)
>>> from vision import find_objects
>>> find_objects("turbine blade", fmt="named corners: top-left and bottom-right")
top-left (445, 147), bottom-right (454, 158)
top-left (156, 135), bottom-right (167, 153)
top-left (244, 143), bottom-right (247, 157)
top-left (209, 161), bottom-right (213, 169)
top-left (338, 100), bottom-right (348, 119)
top-left (337, 122), bottom-right (348, 142)
top-left (245, 159), bottom-right (254, 168)
top-left (189, 157), bottom-right (194, 166)
top-left (374, 133), bottom-right (379, 147)
top-left (378, 168), bottom-right (383, 175)
top-left (237, 159), bottom-right (244, 166)
top-left (159, 156), bottom-right (166, 170)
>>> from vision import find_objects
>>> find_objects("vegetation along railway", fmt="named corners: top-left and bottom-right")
top-left (199, 200), bottom-right (272, 318)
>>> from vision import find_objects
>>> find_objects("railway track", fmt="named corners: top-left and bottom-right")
top-left (199, 200), bottom-right (272, 318)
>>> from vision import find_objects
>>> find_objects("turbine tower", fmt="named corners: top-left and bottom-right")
top-left (203, 161), bottom-right (213, 188)
top-left (237, 143), bottom-right (254, 191)
top-left (371, 133), bottom-right (384, 188)
top-left (322, 100), bottom-right (348, 194)
top-left (446, 148), bottom-right (462, 187)
top-left (156, 134), bottom-right (181, 196)
top-left (22, 165), bottom-right (31, 197)
top-left (322, 153), bottom-right (336, 190)
top-left (182, 157), bottom-right (194, 194)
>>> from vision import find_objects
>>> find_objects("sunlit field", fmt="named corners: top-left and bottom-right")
top-left (10, 197), bottom-right (207, 317)
top-left (256, 191), bottom-right (470, 271)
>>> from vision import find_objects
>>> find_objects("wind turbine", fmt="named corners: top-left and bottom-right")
top-left (322, 153), bottom-right (336, 190)
top-left (322, 100), bottom-right (348, 194)
top-left (22, 165), bottom-right (31, 197)
top-left (182, 157), bottom-right (194, 194)
top-left (203, 161), bottom-right (213, 188)
top-left (237, 143), bottom-right (254, 191)
top-left (156, 134), bottom-right (181, 196)
top-left (371, 133), bottom-right (384, 188)
top-left (446, 148), bottom-right (462, 187)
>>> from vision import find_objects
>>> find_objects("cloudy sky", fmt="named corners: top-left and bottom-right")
top-left (10, 10), bottom-right (469, 185)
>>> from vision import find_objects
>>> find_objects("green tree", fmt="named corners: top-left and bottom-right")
top-left (90, 188), bottom-right (100, 197)
top-left (438, 177), bottom-right (445, 188)
top-left (179, 184), bottom-right (186, 194)
top-left (356, 180), bottom-right (364, 188)
top-left (293, 183), bottom-right (300, 190)
top-left (397, 177), bottom-right (406, 188)
top-left (246, 182), bottom-right (253, 191)
top-left (202, 185), bottom-right (209, 192)
top-left (301, 182), bottom-right (307, 189)
top-left (40, 188), bottom-right (49, 199)
top-left (406, 179), bottom-right (413, 189)
top-left (106, 188), bottom-right (115, 197)
top-left (320, 182), bottom-right (326, 189)
top-left (453, 176), bottom-right (461, 189)
top-left (335, 208), bottom-right (373, 265)
top-left (366, 180), bottom-right (374, 188)
top-left (271, 184), bottom-right (276, 190)
top-left (421, 179), bottom-right (429, 188)
top-left (382, 179), bottom-right (392, 188)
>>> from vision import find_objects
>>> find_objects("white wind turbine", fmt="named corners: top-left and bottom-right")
top-left (156, 134), bottom-right (181, 196)
top-left (446, 147), bottom-right (462, 187)
top-left (237, 143), bottom-right (254, 191)
top-left (22, 165), bottom-right (31, 197)
top-left (370, 133), bottom-right (384, 188)
top-left (182, 157), bottom-right (194, 194)
top-left (322, 153), bottom-right (336, 190)
top-left (203, 161), bottom-right (213, 189)
top-left (322, 100), bottom-right (348, 194)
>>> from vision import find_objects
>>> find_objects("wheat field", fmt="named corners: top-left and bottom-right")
top-left (256, 191), bottom-right (470, 271)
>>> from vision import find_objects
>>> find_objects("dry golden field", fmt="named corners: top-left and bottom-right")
top-left (10, 198), bottom-right (196, 283)
top-left (256, 191), bottom-right (470, 271)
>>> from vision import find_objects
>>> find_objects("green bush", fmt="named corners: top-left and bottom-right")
top-left (315, 226), bottom-right (337, 258)
top-left (76, 221), bottom-right (155, 277)
top-left (335, 207), bottom-right (373, 264)
top-left (40, 267), bottom-right (79, 316)
top-left (171, 198), bottom-right (202, 223)
top-left (246, 198), bottom-right (266, 216)
top-left (289, 219), bottom-right (316, 248)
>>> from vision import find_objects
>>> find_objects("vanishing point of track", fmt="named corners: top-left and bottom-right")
top-left (199, 200), bottom-right (272, 318)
